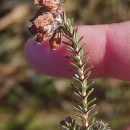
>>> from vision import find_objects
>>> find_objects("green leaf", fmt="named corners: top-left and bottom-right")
top-left (74, 106), bottom-right (84, 115)
top-left (67, 18), bottom-right (72, 27)
top-left (73, 76), bottom-right (82, 83)
top-left (85, 88), bottom-right (94, 98)
top-left (86, 104), bottom-right (96, 115)
top-left (83, 71), bottom-right (91, 82)
top-left (74, 91), bottom-right (82, 99)
top-left (63, 33), bottom-right (72, 41)
top-left (74, 56), bottom-right (80, 62)
top-left (77, 46), bottom-right (84, 56)
top-left (81, 51), bottom-right (89, 59)
top-left (72, 40), bottom-right (78, 48)
top-left (66, 48), bottom-right (76, 56)
top-left (81, 58), bottom-right (89, 69)
top-left (84, 66), bottom-right (94, 75)
top-left (88, 112), bottom-right (97, 122)
top-left (71, 84), bottom-right (81, 91)
top-left (87, 81), bottom-right (95, 89)
top-left (65, 22), bottom-right (70, 32)
top-left (78, 36), bottom-right (84, 44)
top-left (70, 62), bottom-right (80, 70)
top-left (63, 41), bottom-right (72, 47)
top-left (87, 98), bottom-right (96, 108)
top-left (73, 115), bottom-right (83, 123)
top-left (72, 28), bottom-right (78, 43)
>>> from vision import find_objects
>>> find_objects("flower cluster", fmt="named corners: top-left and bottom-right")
top-left (28, 0), bottom-right (64, 51)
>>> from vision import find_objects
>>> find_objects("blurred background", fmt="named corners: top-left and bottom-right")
top-left (0, 0), bottom-right (130, 130)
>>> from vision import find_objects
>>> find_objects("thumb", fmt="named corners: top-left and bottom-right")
top-left (24, 24), bottom-right (108, 78)
top-left (24, 21), bottom-right (130, 81)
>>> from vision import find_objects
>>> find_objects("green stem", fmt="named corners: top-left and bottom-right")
top-left (62, 17), bottom-right (92, 129)
top-left (75, 46), bottom-right (89, 129)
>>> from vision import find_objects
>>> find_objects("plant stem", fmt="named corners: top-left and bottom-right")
top-left (74, 42), bottom-right (89, 129)
top-left (62, 26), bottom-right (91, 129)
top-left (60, 11), bottom-right (97, 129)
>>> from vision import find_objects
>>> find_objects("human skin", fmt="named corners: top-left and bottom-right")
top-left (24, 21), bottom-right (130, 81)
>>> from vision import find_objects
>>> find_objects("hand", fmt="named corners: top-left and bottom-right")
top-left (24, 21), bottom-right (130, 81)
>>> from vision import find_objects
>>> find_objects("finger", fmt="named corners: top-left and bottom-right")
top-left (24, 24), bottom-right (108, 78)
top-left (24, 36), bottom-right (72, 77)
top-left (105, 21), bottom-right (130, 81)
top-left (24, 21), bottom-right (130, 81)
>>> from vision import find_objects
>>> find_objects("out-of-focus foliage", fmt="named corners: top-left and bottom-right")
top-left (0, 0), bottom-right (130, 130)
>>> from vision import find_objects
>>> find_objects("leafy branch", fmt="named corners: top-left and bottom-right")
top-left (59, 12), bottom-right (111, 130)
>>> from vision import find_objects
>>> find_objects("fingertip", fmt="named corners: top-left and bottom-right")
top-left (24, 24), bottom-right (107, 79)
top-left (24, 36), bottom-right (72, 77)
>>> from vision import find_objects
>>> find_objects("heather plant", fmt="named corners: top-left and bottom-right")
top-left (28, 0), bottom-right (111, 129)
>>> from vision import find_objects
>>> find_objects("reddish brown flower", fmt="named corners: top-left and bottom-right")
top-left (36, 32), bottom-right (50, 42)
top-left (34, 0), bottom-right (59, 10)
top-left (29, 12), bottom-right (54, 42)
top-left (33, 12), bottom-right (54, 28)
top-left (29, 0), bottom-right (63, 50)
top-left (49, 31), bottom-right (61, 51)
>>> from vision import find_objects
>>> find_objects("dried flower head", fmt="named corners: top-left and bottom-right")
top-left (28, 0), bottom-right (64, 51)
top-left (49, 30), bottom-right (61, 50)
top-left (34, 0), bottom-right (59, 10)
top-left (34, 12), bottom-right (54, 28)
